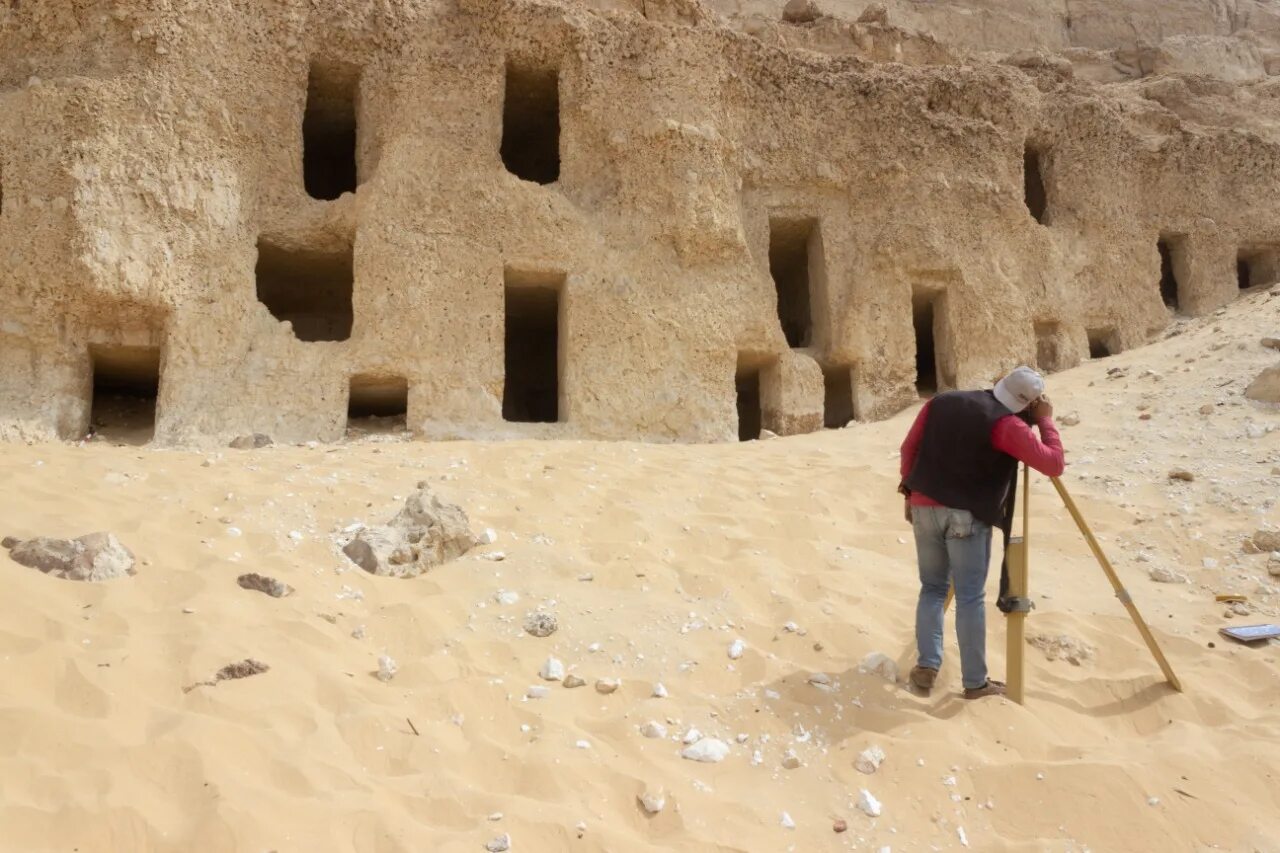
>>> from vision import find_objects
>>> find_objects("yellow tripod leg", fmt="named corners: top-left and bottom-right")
top-left (1005, 465), bottom-right (1031, 704)
top-left (1050, 477), bottom-right (1183, 692)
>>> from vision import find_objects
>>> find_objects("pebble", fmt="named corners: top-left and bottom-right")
top-left (640, 721), bottom-right (668, 739)
top-left (376, 655), bottom-right (398, 682)
top-left (478, 551), bottom-right (506, 562)
top-left (1148, 566), bottom-right (1189, 584)
top-left (575, 740), bottom-right (591, 749)
top-left (855, 745), bottom-right (885, 774)
top-left (652, 683), bottom-right (669, 698)
top-left (728, 638), bottom-right (746, 660)
top-left (1199, 404), bottom-right (1214, 415)
top-left (681, 738), bottom-right (730, 763)
top-left (539, 657), bottom-right (565, 680)
top-left (833, 818), bottom-right (848, 833)
top-left (562, 674), bottom-right (586, 689)
top-left (1059, 413), bottom-right (1081, 426)
top-left (1148, 796), bottom-right (1160, 806)
top-left (595, 678), bottom-right (621, 694)
top-left (484, 833), bottom-right (511, 852)
top-left (1168, 469), bottom-right (1194, 482)
top-left (682, 727), bottom-right (703, 744)
top-left (526, 685), bottom-right (550, 699)
top-left (479, 528), bottom-right (498, 545)
top-left (781, 750), bottom-right (802, 769)
top-left (494, 589), bottom-right (520, 605)
top-left (780, 811), bottom-right (796, 829)
top-left (857, 788), bottom-right (882, 817)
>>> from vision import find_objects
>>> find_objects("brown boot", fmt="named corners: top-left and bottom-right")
top-left (963, 679), bottom-right (1006, 700)
top-left (909, 666), bottom-right (938, 692)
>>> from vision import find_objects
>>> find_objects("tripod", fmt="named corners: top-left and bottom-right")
top-left (944, 466), bottom-right (1182, 703)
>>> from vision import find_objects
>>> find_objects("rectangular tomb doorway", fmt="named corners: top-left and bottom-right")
top-left (347, 374), bottom-right (408, 435)
top-left (912, 288), bottom-right (950, 396)
top-left (822, 365), bottom-right (854, 429)
top-left (501, 59), bottom-right (560, 185)
top-left (735, 356), bottom-right (763, 441)
top-left (768, 217), bottom-right (819, 349)
top-left (89, 344), bottom-right (160, 445)
top-left (1086, 328), bottom-right (1119, 359)
top-left (1158, 235), bottom-right (1188, 311)
top-left (1237, 247), bottom-right (1280, 290)
top-left (503, 269), bottom-right (564, 423)
top-left (303, 60), bottom-right (360, 201)
top-left (255, 240), bottom-right (354, 342)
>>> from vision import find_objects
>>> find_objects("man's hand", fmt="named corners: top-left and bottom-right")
top-left (904, 497), bottom-right (913, 524)
top-left (1029, 395), bottom-right (1053, 421)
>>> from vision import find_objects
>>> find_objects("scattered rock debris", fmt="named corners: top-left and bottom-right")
top-left (1026, 631), bottom-right (1096, 665)
top-left (183, 658), bottom-right (270, 692)
top-left (237, 572), bottom-right (293, 598)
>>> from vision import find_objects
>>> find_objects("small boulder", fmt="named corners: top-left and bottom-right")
top-left (859, 651), bottom-right (899, 683)
top-left (484, 834), bottom-right (511, 853)
top-left (681, 738), bottom-right (730, 763)
top-left (1261, 336), bottom-right (1279, 350)
top-left (782, 0), bottom-right (821, 24)
top-left (229, 433), bottom-right (272, 449)
top-left (781, 750), bottom-right (802, 769)
top-left (639, 720), bottom-right (667, 739)
top-left (857, 788), bottom-right (882, 817)
top-left (1252, 529), bottom-right (1280, 552)
top-left (855, 745), bottom-right (886, 774)
top-left (1059, 413), bottom-right (1080, 426)
top-left (1148, 566), bottom-right (1188, 584)
top-left (857, 2), bottom-right (888, 24)
top-left (7, 532), bottom-right (135, 582)
top-left (1245, 364), bottom-right (1280, 404)
top-left (1168, 469), bottom-right (1194, 482)
top-left (562, 674), bottom-right (586, 689)
top-left (342, 482), bottom-right (477, 578)
top-left (376, 655), bottom-right (398, 682)
top-left (639, 786), bottom-right (666, 814)
top-left (595, 677), bottom-right (621, 694)
top-left (539, 657), bottom-right (565, 681)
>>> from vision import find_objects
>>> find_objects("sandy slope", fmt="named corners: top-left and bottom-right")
top-left (1, 288), bottom-right (1278, 853)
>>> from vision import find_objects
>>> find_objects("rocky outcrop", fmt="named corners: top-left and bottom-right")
top-left (342, 483), bottom-right (477, 578)
top-left (4, 533), bottom-right (136, 582)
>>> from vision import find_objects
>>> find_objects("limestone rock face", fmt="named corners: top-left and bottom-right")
top-left (342, 483), bottom-right (476, 578)
top-left (5, 533), bottom-right (136, 582)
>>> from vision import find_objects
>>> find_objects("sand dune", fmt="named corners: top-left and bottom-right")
top-left (1, 287), bottom-right (1278, 852)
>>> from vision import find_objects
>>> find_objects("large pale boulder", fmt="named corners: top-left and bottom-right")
top-left (342, 482), bottom-right (477, 578)
top-left (5, 533), bottom-right (136, 581)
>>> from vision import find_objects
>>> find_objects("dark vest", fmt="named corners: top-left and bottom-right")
top-left (904, 390), bottom-right (1020, 526)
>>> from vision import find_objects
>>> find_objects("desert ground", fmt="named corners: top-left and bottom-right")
top-left (1, 285), bottom-right (1278, 853)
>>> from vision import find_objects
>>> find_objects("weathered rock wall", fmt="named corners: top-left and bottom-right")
top-left (1, 0), bottom-right (1278, 446)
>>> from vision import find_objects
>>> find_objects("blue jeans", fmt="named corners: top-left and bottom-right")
top-left (912, 505), bottom-right (993, 690)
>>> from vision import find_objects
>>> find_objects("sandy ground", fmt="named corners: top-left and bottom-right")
top-left (1, 288), bottom-right (1278, 853)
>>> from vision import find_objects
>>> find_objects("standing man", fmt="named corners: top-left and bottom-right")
top-left (898, 366), bottom-right (1065, 699)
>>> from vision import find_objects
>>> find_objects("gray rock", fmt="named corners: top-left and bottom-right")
top-left (524, 611), bottom-right (558, 638)
top-left (229, 433), bottom-right (272, 449)
top-left (237, 572), bottom-right (293, 597)
top-left (343, 482), bottom-right (477, 578)
top-left (7, 532), bottom-right (135, 582)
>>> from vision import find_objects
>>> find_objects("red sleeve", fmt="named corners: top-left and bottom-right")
top-left (899, 400), bottom-right (932, 480)
top-left (991, 415), bottom-right (1065, 477)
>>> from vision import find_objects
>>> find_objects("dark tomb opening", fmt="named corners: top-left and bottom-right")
top-left (735, 359), bottom-right (762, 442)
top-left (768, 218), bottom-right (815, 349)
top-left (255, 240), bottom-right (354, 342)
top-left (501, 60), bottom-right (560, 185)
top-left (912, 292), bottom-right (938, 396)
top-left (90, 344), bottom-right (160, 445)
top-left (823, 365), bottom-right (854, 429)
top-left (348, 374), bottom-right (408, 434)
top-left (1023, 145), bottom-right (1047, 224)
top-left (303, 60), bottom-right (359, 201)
top-left (1157, 236), bottom-right (1186, 310)
top-left (503, 270), bottom-right (562, 423)
top-left (1087, 328), bottom-right (1117, 359)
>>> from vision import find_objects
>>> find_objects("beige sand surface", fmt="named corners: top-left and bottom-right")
top-left (1, 288), bottom-right (1278, 853)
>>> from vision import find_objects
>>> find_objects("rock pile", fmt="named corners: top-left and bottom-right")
top-left (342, 482), bottom-right (477, 578)
top-left (3, 532), bottom-right (135, 582)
